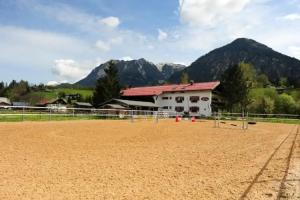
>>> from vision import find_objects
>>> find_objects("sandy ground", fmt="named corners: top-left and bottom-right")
top-left (0, 119), bottom-right (298, 200)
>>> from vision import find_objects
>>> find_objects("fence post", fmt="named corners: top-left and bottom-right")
top-left (246, 112), bottom-right (249, 130)
top-left (217, 111), bottom-right (220, 128)
top-left (241, 112), bottom-right (244, 130)
top-left (49, 109), bottom-right (52, 121)
top-left (22, 106), bottom-right (24, 121)
top-left (130, 110), bottom-right (134, 123)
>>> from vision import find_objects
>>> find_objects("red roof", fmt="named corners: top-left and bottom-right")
top-left (121, 81), bottom-right (220, 96)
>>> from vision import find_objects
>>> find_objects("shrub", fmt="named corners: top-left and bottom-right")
top-left (275, 93), bottom-right (297, 114)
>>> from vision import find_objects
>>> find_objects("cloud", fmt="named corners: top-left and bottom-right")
top-left (0, 25), bottom-right (96, 67)
top-left (158, 29), bottom-right (168, 41)
top-left (282, 13), bottom-right (300, 20)
top-left (179, 0), bottom-right (251, 27)
top-left (95, 36), bottom-right (123, 52)
top-left (100, 17), bottom-right (120, 28)
top-left (51, 59), bottom-right (94, 82)
top-left (46, 81), bottom-right (60, 86)
top-left (33, 2), bottom-right (121, 33)
top-left (95, 40), bottom-right (111, 52)
top-left (110, 36), bottom-right (123, 45)
top-left (121, 56), bottom-right (133, 61)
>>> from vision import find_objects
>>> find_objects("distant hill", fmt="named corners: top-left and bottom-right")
top-left (76, 59), bottom-right (185, 87)
top-left (157, 63), bottom-right (186, 79)
top-left (77, 38), bottom-right (300, 88)
top-left (169, 38), bottom-right (300, 87)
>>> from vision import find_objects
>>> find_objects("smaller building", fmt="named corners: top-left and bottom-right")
top-left (0, 97), bottom-right (11, 107)
top-left (12, 102), bottom-right (29, 107)
top-left (101, 104), bottom-right (126, 110)
top-left (36, 98), bottom-right (68, 111)
top-left (100, 99), bottom-right (159, 111)
top-left (73, 102), bottom-right (93, 109)
top-left (46, 98), bottom-right (68, 111)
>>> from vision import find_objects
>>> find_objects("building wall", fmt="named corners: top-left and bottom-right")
top-left (154, 90), bottom-right (212, 116)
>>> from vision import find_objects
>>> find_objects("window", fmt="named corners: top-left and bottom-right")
top-left (175, 96), bottom-right (184, 103)
top-left (175, 106), bottom-right (184, 112)
top-left (169, 106), bottom-right (172, 109)
top-left (162, 97), bottom-right (169, 100)
top-left (190, 107), bottom-right (199, 113)
top-left (163, 106), bottom-right (169, 110)
top-left (190, 96), bottom-right (200, 103)
top-left (201, 97), bottom-right (210, 101)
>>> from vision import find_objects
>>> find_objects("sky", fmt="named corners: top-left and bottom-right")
top-left (0, 0), bottom-right (300, 85)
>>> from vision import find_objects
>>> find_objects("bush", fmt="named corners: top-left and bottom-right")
top-left (275, 93), bottom-right (297, 114)
top-left (248, 88), bottom-right (277, 113)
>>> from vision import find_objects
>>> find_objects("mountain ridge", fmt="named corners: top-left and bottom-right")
top-left (77, 38), bottom-right (300, 88)
top-left (169, 38), bottom-right (300, 87)
top-left (76, 58), bottom-right (169, 87)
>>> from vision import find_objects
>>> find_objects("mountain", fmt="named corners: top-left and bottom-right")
top-left (77, 58), bottom-right (165, 87)
top-left (157, 63), bottom-right (186, 79)
top-left (169, 38), bottom-right (300, 87)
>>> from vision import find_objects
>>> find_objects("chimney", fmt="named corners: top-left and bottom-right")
top-left (190, 80), bottom-right (194, 85)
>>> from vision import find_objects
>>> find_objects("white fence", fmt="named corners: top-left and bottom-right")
top-left (1, 106), bottom-right (299, 124)
top-left (0, 105), bottom-right (178, 122)
top-left (213, 112), bottom-right (300, 130)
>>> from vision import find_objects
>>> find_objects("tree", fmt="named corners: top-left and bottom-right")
top-left (275, 93), bottom-right (297, 114)
top-left (251, 96), bottom-right (275, 114)
top-left (248, 88), bottom-right (278, 114)
top-left (93, 61), bottom-right (121, 106)
top-left (0, 82), bottom-right (5, 96)
top-left (180, 72), bottom-right (189, 84)
top-left (221, 62), bottom-right (256, 112)
top-left (6, 80), bottom-right (31, 101)
top-left (58, 91), bottom-right (66, 98)
top-left (278, 77), bottom-right (288, 87)
top-left (256, 74), bottom-right (270, 88)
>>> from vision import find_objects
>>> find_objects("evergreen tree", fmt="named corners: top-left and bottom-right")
top-left (92, 61), bottom-right (121, 106)
top-left (0, 82), bottom-right (5, 96)
top-left (221, 62), bottom-right (256, 112)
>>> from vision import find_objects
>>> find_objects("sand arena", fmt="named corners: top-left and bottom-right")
top-left (0, 120), bottom-right (299, 199)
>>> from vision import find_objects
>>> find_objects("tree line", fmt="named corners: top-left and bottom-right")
top-left (220, 62), bottom-right (300, 115)
top-left (92, 61), bottom-right (300, 114)
top-left (0, 81), bottom-right (91, 105)
top-left (1, 61), bottom-right (299, 114)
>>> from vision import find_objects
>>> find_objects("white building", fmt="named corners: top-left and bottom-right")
top-left (121, 81), bottom-right (220, 117)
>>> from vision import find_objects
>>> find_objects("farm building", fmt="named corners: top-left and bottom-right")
top-left (0, 97), bottom-right (11, 107)
top-left (12, 102), bottom-right (29, 107)
top-left (100, 99), bottom-right (159, 111)
top-left (120, 81), bottom-right (220, 117)
top-left (73, 102), bottom-right (93, 109)
top-left (36, 98), bottom-right (68, 111)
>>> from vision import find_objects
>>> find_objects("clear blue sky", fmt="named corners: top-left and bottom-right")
top-left (0, 0), bottom-right (300, 84)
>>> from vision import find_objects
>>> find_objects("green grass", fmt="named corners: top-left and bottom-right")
top-left (248, 118), bottom-right (300, 124)
top-left (29, 88), bottom-right (93, 104)
top-left (214, 116), bottom-right (300, 125)
top-left (0, 114), bottom-right (124, 122)
top-left (54, 88), bottom-right (93, 98)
